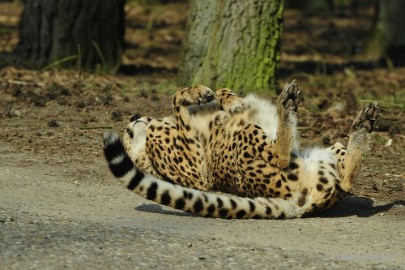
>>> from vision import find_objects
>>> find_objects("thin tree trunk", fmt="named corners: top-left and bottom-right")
top-left (364, 0), bottom-right (405, 64)
top-left (14, 0), bottom-right (125, 72)
top-left (178, 0), bottom-right (284, 92)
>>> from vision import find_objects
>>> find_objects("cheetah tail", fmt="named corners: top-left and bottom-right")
top-left (103, 132), bottom-right (300, 219)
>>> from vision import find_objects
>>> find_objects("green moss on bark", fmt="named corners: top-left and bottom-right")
top-left (178, 0), bottom-right (284, 92)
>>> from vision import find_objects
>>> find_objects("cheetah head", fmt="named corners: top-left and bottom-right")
top-left (123, 114), bottom-right (153, 153)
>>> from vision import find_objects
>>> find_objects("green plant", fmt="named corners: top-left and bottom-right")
top-left (42, 55), bottom-right (78, 71)
top-left (92, 41), bottom-right (109, 74)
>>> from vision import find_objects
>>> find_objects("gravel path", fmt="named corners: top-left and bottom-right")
top-left (1, 147), bottom-right (404, 269)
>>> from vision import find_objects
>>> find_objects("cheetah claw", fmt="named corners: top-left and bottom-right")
top-left (198, 89), bottom-right (214, 104)
top-left (351, 102), bottom-right (380, 133)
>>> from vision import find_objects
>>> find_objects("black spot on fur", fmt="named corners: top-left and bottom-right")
top-left (193, 199), bottom-right (204, 213)
top-left (175, 198), bottom-right (186, 209)
top-left (217, 197), bottom-right (224, 208)
top-left (243, 152), bottom-right (251, 159)
top-left (316, 184), bottom-right (323, 191)
top-left (107, 156), bottom-right (134, 178)
top-left (126, 128), bottom-right (134, 139)
top-left (219, 209), bottom-right (228, 218)
top-left (183, 191), bottom-right (193, 200)
top-left (236, 210), bottom-right (246, 218)
top-left (298, 188), bottom-right (308, 207)
top-left (161, 191), bottom-right (171, 205)
top-left (287, 174), bottom-right (298, 181)
top-left (207, 204), bottom-right (216, 216)
top-left (320, 177), bottom-right (329, 184)
top-left (127, 171), bottom-right (144, 190)
top-left (249, 200), bottom-right (256, 212)
top-left (266, 206), bottom-right (272, 215)
top-left (289, 162), bottom-right (299, 170)
top-left (230, 199), bottom-right (237, 209)
top-left (146, 182), bottom-right (158, 200)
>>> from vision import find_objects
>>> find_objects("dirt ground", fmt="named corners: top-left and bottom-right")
top-left (1, 1), bottom-right (405, 269)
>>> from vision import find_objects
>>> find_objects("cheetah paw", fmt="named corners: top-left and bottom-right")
top-left (278, 79), bottom-right (302, 113)
top-left (178, 85), bottom-right (215, 106)
top-left (351, 102), bottom-right (379, 133)
top-left (215, 88), bottom-right (246, 114)
top-left (225, 97), bottom-right (246, 114)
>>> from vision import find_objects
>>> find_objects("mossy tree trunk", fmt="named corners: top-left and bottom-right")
top-left (178, 0), bottom-right (284, 92)
top-left (364, 0), bottom-right (405, 64)
top-left (13, 0), bottom-right (125, 72)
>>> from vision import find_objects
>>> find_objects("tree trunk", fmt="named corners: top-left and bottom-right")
top-left (364, 0), bottom-right (405, 64)
top-left (178, 0), bottom-right (284, 92)
top-left (13, 0), bottom-right (125, 72)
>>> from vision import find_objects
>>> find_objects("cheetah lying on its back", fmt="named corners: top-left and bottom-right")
top-left (103, 81), bottom-right (379, 219)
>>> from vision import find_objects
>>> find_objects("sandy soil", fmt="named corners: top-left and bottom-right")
top-left (0, 78), bottom-right (404, 269)
top-left (1, 1), bottom-right (405, 269)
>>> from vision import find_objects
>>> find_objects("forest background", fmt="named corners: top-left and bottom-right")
top-left (0, 1), bottom-right (404, 268)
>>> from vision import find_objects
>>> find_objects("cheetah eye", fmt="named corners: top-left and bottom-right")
top-left (130, 114), bottom-right (141, 122)
top-left (126, 128), bottom-right (134, 139)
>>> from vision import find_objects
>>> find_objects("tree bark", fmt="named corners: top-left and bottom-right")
top-left (13, 0), bottom-right (125, 72)
top-left (364, 0), bottom-right (405, 64)
top-left (178, 0), bottom-right (284, 92)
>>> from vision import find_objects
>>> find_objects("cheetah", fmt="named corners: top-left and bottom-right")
top-left (103, 81), bottom-right (379, 219)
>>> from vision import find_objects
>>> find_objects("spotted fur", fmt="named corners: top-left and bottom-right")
top-left (104, 132), bottom-right (306, 219)
top-left (104, 82), bottom-right (379, 219)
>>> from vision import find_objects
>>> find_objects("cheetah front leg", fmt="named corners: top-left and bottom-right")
top-left (215, 88), bottom-right (246, 114)
top-left (339, 102), bottom-right (379, 192)
top-left (170, 85), bottom-right (215, 190)
top-left (173, 85), bottom-right (215, 125)
top-left (272, 80), bottom-right (302, 169)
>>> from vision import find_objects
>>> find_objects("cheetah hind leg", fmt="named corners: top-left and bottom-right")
top-left (340, 102), bottom-right (380, 192)
top-left (272, 79), bottom-right (302, 169)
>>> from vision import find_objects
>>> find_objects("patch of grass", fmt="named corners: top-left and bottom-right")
top-left (42, 55), bottom-right (78, 71)
top-left (373, 134), bottom-right (389, 145)
top-left (92, 41), bottom-right (109, 74)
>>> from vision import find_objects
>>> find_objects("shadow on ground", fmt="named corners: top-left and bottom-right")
top-left (311, 196), bottom-right (405, 218)
top-left (135, 197), bottom-right (405, 219)
top-left (135, 204), bottom-right (192, 217)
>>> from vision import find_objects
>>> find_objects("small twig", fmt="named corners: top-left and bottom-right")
top-left (1, 80), bottom-right (46, 87)
top-left (297, 126), bottom-right (311, 130)
top-left (78, 126), bottom-right (113, 130)
top-left (359, 99), bottom-right (404, 109)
